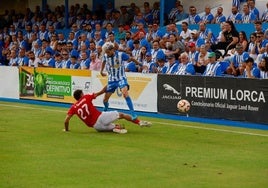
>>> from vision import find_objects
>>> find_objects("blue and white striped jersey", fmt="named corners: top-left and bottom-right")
top-left (232, 0), bottom-right (241, 9)
top-left (103, 51), bottom-right (130, 82)
top-left (176, 62), bottom-right (195, 75)
top-left (243, 67), bottom-right (260, 78)
top-left (203, 61), bottom-right (222, 76)
top-left (260, 71), bottom-right (268, 79)
top-left (232, 52), bottom-right (249, 67)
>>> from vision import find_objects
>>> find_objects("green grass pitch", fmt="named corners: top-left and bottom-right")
top-left (0, 101), bottom-right (268, 188)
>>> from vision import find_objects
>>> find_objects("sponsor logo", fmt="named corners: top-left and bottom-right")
top-left (162, 84), bottom-right (181, 100)
top-left (185, 87), bottom-right (266, 103)
top-left (72, 80), bottom-right (91, 94)
top-left (163, 84), bottom-right (180, 95)
top-left (97, 75), bottom-right (152, 100)
top-left (84, 82), bottom-right (90, 89)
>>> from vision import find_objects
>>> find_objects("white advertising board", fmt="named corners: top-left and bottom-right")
top-left (91, 71), bottom-right (158, 112)
top-left (0, 66), bottom-right (19, 99)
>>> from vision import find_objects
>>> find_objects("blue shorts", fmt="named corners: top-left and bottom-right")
top-left (106, 78), bottom-right (129, 93)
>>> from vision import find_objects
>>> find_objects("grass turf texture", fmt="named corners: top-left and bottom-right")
top-left (0, 101), bottom-right (268, 188)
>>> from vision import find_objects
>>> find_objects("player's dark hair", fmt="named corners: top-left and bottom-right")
top-left (73, 90), bottom-right (83, 101)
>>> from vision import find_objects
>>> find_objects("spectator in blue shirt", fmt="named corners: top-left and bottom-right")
top-left (151, 2), bottom-right (160, 24)
top-left (201, 6), bottom-right (214, 24)
top-left (151, 40), bottom-right (165, 63)
top-left (241, 3), bottom-right (256, 23)
top-left (125, 31), bottom-right (134, 52)
top-left (188, 6), bottom-right (201, 24)
top-left (226, 43), bottom-right (249, 76)
top-left (162, 54), bottom-right (179, 74)
top-left (67, 32), bottom-right (78, 50)
top-left (17, 30), bottom-right (29, 50)
top-left (187, 42), bottom-right (199, 65)
top-left (248, 0), bottom-right (259, 20)
top-left (61, 50), bottom-right (71, 69)
top-left (243, 57), bottom-right (260, 78)
top-left (93, 31), bottom-right (105, 47)
top-left (69, 55), bottom-right (80, 69)
top-left (79, 51), bottom-right (90, 70)
top-left (261, 2), bottom-right (268, 22)
top-left (227, 6), bottom-right (242, 23)
top-left (8, 49), bottom-right (18, 66)
top-left (232, 0), bottom-right (241, 10)
top-left (258, 56), bottom-right (268, 79)
top-left (17, 48), bottom-right (29, 66)
top-left (189, 30), bottom-right (205, 50)
top-left (54, 53), bottom-right (63, 68)
top-left (198, 22), bottom-right (216, 44)
top-left (40, 51), bottom-right (55, 67)
top-left (146, 23), bottom-right (164, 43)
top-left (175, 5), bottom-right (189, 22)
top-left (212, 7), bottom-right (226, 24)
top-left (38, 23), bottom-right (49, 41)
top-left (203, 52), bottom-right (222, 77)
top-left (176, 52), bottom-right (195, 75)
top-left (168, 1), bottom-right (182, 23)
top-left (143, 2), bottom-right (154, 26)
top-left (139, 32), bottom-right (151, 52)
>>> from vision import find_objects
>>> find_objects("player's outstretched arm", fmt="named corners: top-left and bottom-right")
top-left (100, 61), bottom-right (107, 76)
top-left (64, 114), bottom-right (73, 132)
top-left (94, 85), bottom-right (107, 97)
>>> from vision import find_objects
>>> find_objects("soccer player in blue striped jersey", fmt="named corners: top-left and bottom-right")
top-left (100, 43), bottom-right (139, 120)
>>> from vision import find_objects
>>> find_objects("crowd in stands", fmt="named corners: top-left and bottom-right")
top-left (0, 0), bottom-right (268, 79)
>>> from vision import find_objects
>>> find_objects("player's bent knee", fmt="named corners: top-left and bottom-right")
top-left (121, 91), bottom-right (129, 98)
top-left (118, 112), bottom-right (124, 119)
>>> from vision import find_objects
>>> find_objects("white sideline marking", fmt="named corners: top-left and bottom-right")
top-left (155, 121), bottom-right (268, 137)
top-left (0, 103), bottom-right (66, 113)
top-left (1, 103), bottom-right (268, 137)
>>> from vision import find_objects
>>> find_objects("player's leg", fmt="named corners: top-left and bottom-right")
top-left (119, 80), bottom-right (138, 120)
top-left (103, 82), bottom-right (116, 111)
top-left (94, 111), bottom-right (127, 133)
top-left (120, 85), bottom-right (137, 120)
top-left (103, 92), bottom-right (113, 111)
top-left (118, 112), bottom-right (136, 123)
top-left (112, 124), bottom-right (128, 134)
top-left (118, 112), bottom-right (152, 127)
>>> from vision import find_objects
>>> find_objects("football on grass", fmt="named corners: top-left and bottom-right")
top-left (177, 99), bottom-right (191, 113)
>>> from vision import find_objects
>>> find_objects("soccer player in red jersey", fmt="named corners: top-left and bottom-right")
top-left (64, 87), bottom-right (151, 134)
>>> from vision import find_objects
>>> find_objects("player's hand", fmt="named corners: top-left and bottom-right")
top-left (100, 71), bottom-right (107, 76)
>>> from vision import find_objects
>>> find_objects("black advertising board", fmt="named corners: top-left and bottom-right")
top-left (157, 75), bottom-right (268, 125)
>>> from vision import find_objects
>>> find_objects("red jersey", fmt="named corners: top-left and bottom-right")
top-left (67, 94), bottom-right (102, 127)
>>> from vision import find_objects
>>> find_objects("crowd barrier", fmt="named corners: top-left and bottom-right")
top-left (0, 66), bottom-right (19, 99)
top-left (157, 74), bottom-right (268, 124)
top-left (0, 67), bottom-right (267, 125)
